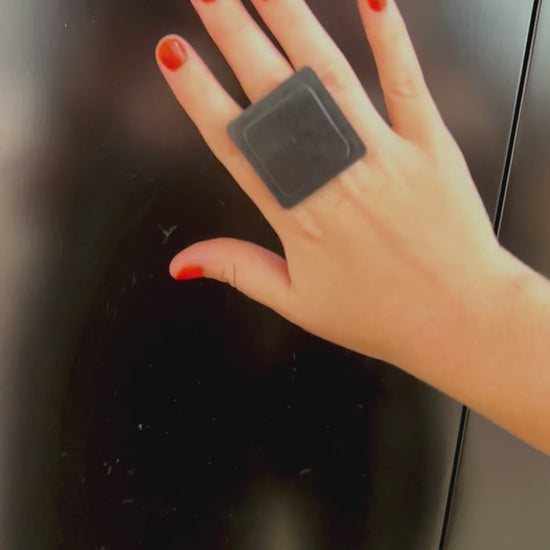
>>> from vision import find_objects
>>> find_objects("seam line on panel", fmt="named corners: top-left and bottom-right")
top-left (438, 406), bottom-right (468, 550)
top-left (438, 1), bottom-right (542, 549)
top-left (493, 0), bottom-right (542, 237)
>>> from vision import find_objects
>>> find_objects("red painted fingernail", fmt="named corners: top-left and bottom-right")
top-left (175, 266), bottom-right (204, 281)
top-left (158, 38), bottom-right (188, 71)
top-left (367, 0), bottom-right (387, 11)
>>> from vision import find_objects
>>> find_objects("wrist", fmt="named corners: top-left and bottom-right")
top-left (391, 245), bottom-right (524, 397)
top-left (392, 244), bottom-right (516, 376)
top-left (397, 246), bottom-right (550, 453)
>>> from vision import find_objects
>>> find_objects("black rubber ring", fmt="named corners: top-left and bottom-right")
top-left (227, 67), bottom-right (367, 208)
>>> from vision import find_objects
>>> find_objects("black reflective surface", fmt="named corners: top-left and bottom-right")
top-left (0, 1), bottom-right (535, 549)
top-left (445, 1), bottom-right (550, 549)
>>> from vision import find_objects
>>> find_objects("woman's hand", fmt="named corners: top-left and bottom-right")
top-left (154, 0), bottom-right (507, 367)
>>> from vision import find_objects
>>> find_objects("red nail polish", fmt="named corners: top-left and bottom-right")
top-left (175, 266), bottom-right (204, 281)
top-left (367, 0), bottom-right (387, 11)
top-left (158, 38), bottom-right (187, 71)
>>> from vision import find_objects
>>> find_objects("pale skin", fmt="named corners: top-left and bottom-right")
top-left (155, 0), bottom-right (550, 455)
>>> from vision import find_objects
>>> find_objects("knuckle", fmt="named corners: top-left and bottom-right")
top-left (317, 58), bottom-right (356, 97)
top-left (384, 74), bottom-right (424, 100)
top-left (289, 206), bottom-right (326, 243)
top-left (221, 262), bottom-right (238, 289)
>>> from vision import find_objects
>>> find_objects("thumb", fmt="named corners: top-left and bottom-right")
top-left (169, 238), bottom-right (292, 315)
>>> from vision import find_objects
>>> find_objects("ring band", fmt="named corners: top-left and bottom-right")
top-left (228, 67), bottom-right (367, 208)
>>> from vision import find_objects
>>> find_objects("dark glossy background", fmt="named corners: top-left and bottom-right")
top-left (445, 1), bottom-right (550, 549)
top-left (0, 1), bottom-right (539, 549)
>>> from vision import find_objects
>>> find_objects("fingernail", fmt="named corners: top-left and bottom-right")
top-left (367, 0), bottom-right (387, 11)
top-left (158, 38), bottom-right (188, 71)
top-left (175, 266), bottom-right (204, 281)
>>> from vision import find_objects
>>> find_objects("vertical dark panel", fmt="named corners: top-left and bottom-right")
top-left (445, 1), bottom-right (550, 549)
top-left (0, 1), bottom-right (533, 549)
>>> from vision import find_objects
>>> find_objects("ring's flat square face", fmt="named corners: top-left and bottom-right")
top-left (228, 67), bottom-right (367, 208)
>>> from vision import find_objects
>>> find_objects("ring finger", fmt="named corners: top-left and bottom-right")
top-left (249, 0), bottom-right (392, 148)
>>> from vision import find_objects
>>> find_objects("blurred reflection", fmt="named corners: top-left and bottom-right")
top-left (230, 477), bottom-right (326, 550)
top-left (0, 0), bottom-right (54, 536)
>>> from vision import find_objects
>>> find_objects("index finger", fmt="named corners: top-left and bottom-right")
top-left (156, 36), bottom-right (283, 221)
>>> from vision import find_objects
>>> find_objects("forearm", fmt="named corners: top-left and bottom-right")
top-left (400, 249), bottom-right (550, 455)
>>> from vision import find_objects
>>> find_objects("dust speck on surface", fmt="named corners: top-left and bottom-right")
top-left (159, 224), bottom-right (178, 244)
top-left (121, 498), bottom-right (134, 505)
top-left (290, 365), bottom-right (297, 381)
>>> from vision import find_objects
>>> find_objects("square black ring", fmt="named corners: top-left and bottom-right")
top-left (227, 67), bottom-right (367, 208)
